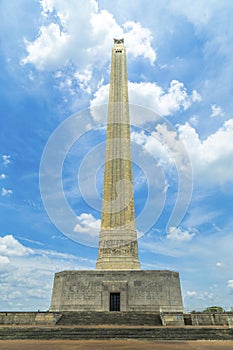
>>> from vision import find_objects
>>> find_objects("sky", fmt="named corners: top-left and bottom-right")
top-left (0, 0), bottom-right (233, 312)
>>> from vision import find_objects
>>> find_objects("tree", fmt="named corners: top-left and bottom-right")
top-left (203, 306), bottom-right (224, 313)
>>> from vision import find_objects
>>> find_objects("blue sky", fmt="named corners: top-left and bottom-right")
top-left (0, 0), bottom-right (233, 311)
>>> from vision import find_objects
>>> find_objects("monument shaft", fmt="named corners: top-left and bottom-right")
top-left (96, 39), bottom-right (140, 270)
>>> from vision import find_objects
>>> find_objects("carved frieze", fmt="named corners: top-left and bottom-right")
top-left (99, 240), bottom-right (138, 257)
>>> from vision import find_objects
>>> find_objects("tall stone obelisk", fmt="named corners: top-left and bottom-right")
top-left (50, 39), bottom-right (184, 315)
top-left (96, 38), bottom-right (140, 270)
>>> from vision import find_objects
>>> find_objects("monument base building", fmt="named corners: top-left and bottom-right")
top-left (50, 270), bottom-right (183, 313)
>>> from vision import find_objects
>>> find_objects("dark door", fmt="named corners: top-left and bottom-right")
top-left (110, 292), bottom-right (120, 311)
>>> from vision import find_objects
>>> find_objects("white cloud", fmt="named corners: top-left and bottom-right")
top-left (189, 115), bottom-right (199, 126)
top-left (90, 80), bottom-right (199, 124)
top-left (170, 1), bottom-right (212, 27)
top-left (167, 226), bottom-right (196, 242)
top-left (210, 104), bottom-right (224, 118)
top-left (131, 122), bottom-right (193, 232)
top-left (128, 80), bottom-right (195, 120)
top-left (216, 262), bottom-right (224, 268)
top-left (90, 84), bottom-right (109, 121)
top-left (191, 90), bottom-right (202, 102)
top-left (132, 122), bottom-right (193, 213)
top-left (74, 68), bottom-right (92, 94)
top-left (123, 21), bottom-right (156, 64)
top-left (22, 23), bottom-right (70, 70)
top-left (36, 249), bottom-right (76, 260)
top-left (109, 116), bottom-right (233, 198)
top-left (1, 187), bottom-right (13, 197)
top-left (199, 292), bottom-right (214, 301)
top-left (40, 0), bottom-right (57, 14)
top-left (0, 256), bottom-right (10, 265)
top-left (178, 118), bottom-right (233, 185)
top-left (185, 289), bottom-right (215, 303)
top-left (140, 223), bottom-right (233, 269)
top-left (73, 213), bottom-right (101, 237)
top-left (184, 208), bottom-right (220, 228)
top-left (170, 1), bottom-right (233, 101)
top-left (131, 129), bottom-right (171, 166)
top-left (0, 235), bottom-right (34, 256)
top-left (227, 280), bottom-right (233, 290)
top-left (22, 0), bottom-right (156, 76)
top-left (22, 1), bottom-right (118, 71)
top-left (131, 118), bottom-right (233, 189)
top-left (186, 290), bottom-right (197, 297)
top-left (2, 155), bottom-right (11, 166)
top-left (0, 173), bottom-right (6, 180)
top-left (0, 235), bottom-right (95, 310)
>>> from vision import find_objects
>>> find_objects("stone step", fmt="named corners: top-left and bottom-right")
top-left (0, 327), bottom-right (232, 340)
top-left (56, 311), bottom-right (162, 326)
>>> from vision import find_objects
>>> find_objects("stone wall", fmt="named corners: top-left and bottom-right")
top-left (0, 312), bottom-right (61, 325)
top-left (160, 312), bottom-right (184, 326)
top-left (1, 311), bottom-right (233, 327)
top-left (190, 312), bottom-right (233, 326)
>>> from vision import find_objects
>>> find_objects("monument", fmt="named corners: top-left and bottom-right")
top-left (50, 39), bottom-right (183, 315)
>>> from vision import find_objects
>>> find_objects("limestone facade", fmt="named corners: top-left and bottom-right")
top-left (50, 270), bottom-right (183, 312)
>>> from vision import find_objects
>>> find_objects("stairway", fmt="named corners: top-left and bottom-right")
top-left (56, 311), bottom-right (162, 326)
top-left (0, 326), bottom-right (232, 340)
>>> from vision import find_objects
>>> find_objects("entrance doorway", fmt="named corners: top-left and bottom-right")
top-left (110, 292), bottom-right (120, 311)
